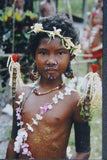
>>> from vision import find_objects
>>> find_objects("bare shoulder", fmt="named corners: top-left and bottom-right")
top-left (71, 90), bottom-right (80, 102)
top-left (69, 90), bottom-right (82, 121)
top-left (67, 85), bottom-right (80, 105)
top-left (15, 84), bottom-right (30, 98)
top-left (14, 83), bottom-right (35, 110)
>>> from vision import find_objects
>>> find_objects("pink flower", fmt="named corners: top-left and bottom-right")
top-left (21, 143), bottom-right (29, 149)
top-left (40, 103), bottom-right (49, 115)
top-left (16, 113), bottom-right (22, 120)
top-left (16, 107), bottom-right (21, 113)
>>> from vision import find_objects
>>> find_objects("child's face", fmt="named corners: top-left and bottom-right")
top-left (35, 38), bottom-right (70, 80)
top-left (92, 15), bottom-right (102, 25)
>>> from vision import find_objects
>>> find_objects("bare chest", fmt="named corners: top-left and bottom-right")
top-left (22, 91), bottom-right (75, 125)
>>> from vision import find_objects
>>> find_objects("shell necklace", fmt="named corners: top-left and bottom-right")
top-left (33, 82), bottom-right (64, 96)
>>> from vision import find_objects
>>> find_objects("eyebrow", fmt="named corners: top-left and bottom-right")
top-left (38, 48), bottom-right (67, 51)
top-left (56, 48), bottom-right (67, 51)
top-left (37, 48), bottom-right (48, 51)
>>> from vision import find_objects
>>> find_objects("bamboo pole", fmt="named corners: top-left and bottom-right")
top-left (12, 0), bottom-right (16, 53)
top-left (63, 0), bottom-right (66, 13)
top-left (66, 0), bottom-right (73, 21)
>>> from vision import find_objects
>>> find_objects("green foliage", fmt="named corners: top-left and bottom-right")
top-left (0, 7), bottom-right (38, 53)
top-left (58, 0), bottom-right (96, 18)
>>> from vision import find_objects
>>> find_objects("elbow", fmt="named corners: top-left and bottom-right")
top-left (85, 151), bottom-right (90, 159)
top-left (71, 151), bottom-right (90, 160)
top-left (82, 151), bottom-right (90, 160)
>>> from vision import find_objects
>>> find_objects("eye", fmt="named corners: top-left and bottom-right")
top-left (58, 51), bottom-right (66, 55)
top-left (39, 51), bottom-right (47, 55)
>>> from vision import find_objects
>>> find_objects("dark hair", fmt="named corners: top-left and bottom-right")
top-left (28, 14), bottom-right (80, 79)
top-left (28, 14), bottom-right (80, 59)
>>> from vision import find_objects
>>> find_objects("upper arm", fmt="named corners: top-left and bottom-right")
top-left (72, 92), bottom-right (83, 122)
top-left (72, 92), bottom-right (91, 153)
top-left (11, 108), bottom-right (19, 140)
top-left (11, 87), bottom-right (26, 139)
top-left (11, 91), bottom-right (21, 139)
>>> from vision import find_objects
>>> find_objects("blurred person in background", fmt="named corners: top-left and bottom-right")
top-left (81, 10), bottom-right (103, 78)
top-left (15, 0), bottom-right (25, 16)
top-left (40, 0), bottom-right (56, 17)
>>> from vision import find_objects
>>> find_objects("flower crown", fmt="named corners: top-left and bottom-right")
top-left (30, 23), bottom-right (81, 56)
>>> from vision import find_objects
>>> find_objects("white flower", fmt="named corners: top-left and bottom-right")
top-left (17, 128), bottom-right (28, 141)
top-left (17, 121), bottom-right (24, 127)
top-left (15, 92), bottom-right (25, 105)
top-left (52, 94), bottom-right (58, 104)
top-left (32, 23), bottom-right (43, 33)
top-left (15, 135), bottom-right (23, 145)
top-left (18, 93), bottom-right (24, 102)
top-left (22, 92), bottom-right (25, 96)
top-left (65, 38), bottom-right (75, 49)
top-left (49, 31), bottom-right (55, 39)
top-left (14, 141), bottom-right (21, 153)
top-left (58, 91), bottom-right (64, 100)
top-left (67, 80), bottom-right (76, 89)
top-left (32, 118), bottom-right (38, 126)
top-left (26, 123), bottom-right (34, 132)
top-left (48, 104), bottom-right (53, 110)
top-left (15, 101), bottom-right (21, 105)
top-left (22, 147), bottom-right (28, 155)
top-left (35, 114), bottom-right (43, 120)
top-left (53, 27), bottom-right (61, 36)
top-left (64, 87), bottom-right (72, 95)
top-left (73, 44), bottom-right (81, 56)
top-left (27, 151), bottom-right (32, 157)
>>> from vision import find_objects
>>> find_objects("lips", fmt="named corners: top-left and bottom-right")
top-left (47, 70), bottom-right (56, 74)
top-left (44, 66), bottom-right (57, 74)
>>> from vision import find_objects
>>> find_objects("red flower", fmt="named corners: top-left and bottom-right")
top-left (91, 64), bottom-right (100, 73)
top-left (92, 12), bottom-right (99, 18)
top-left (12, 54), bottom-right (20, 62)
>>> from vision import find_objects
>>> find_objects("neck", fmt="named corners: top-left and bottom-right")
top-left (39, 76), bottom-right (63, 89)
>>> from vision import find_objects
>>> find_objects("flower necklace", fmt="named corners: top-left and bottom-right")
top-left (33, 82), bottom-right (64, 96)
top-left (14, 82), bottom-right (76, 159)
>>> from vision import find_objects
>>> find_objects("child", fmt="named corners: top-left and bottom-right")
top-left (40, 0), bottom-right (56, 17)
top-left (6, 14), bottom-right (90, 159)
top-left (81, 11), bottom-right (103, 78)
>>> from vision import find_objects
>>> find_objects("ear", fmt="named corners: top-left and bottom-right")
top-left (70, 54), bottom-right (76, 61)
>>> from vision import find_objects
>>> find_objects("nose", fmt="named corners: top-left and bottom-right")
top-left (46, 55), bottom-right (56, 65)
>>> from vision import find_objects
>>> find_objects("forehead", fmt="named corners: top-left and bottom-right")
top-left (38, 38), bottom-right (64, 49)
top-left (98, 0), bottom-right (102, 3)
